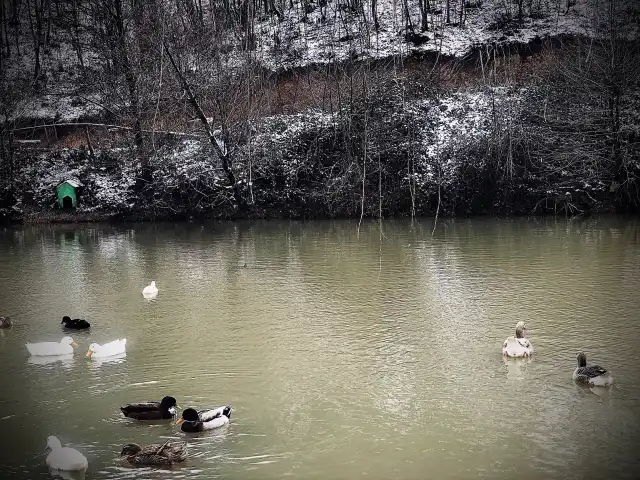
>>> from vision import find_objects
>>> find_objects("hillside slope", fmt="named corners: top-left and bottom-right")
top-left (1, 0), bottom-right (638, 222)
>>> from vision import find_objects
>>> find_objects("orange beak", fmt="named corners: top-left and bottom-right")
top-left (175, 417), bottom-right (184, 425)
top-left (71, 341), bottom-right (79, 347)
top-left (85, 349), bottom-right (93, 357)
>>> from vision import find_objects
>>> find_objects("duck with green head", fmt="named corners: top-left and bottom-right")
top-left (120, 396), bottom-right (178, 420)
top-left (176, 406), bottom-right (232, 432)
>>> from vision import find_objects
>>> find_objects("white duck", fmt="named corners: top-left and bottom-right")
top-left (176, 406), bottom-right (232, 432)
top-left (45, 436), bottom-right (88, 471)
top-left (142, 281), bottom-right (158, 297)
top-left (86, 339), bottom-right (127, 358)
top-left (573, 352), bottom-right (613, 387)
top-left (502, 321), bottom-right (534, 358)
top-left (26, 336), bottom-right (78, 356)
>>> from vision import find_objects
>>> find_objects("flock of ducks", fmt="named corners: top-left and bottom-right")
top-left (0, 293), bottom-right (616, 474)
top-left (2, 282), bottom-right (232, 474)
top-left (502, 321), bottom-right (614, 387)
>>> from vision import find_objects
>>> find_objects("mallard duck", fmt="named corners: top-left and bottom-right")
top-left (176, 406), bottom-right (232, 432)
top-left (573, 352), bottom-right (613, 386)
top-left (26, 336), bottom-right (79, 356)
top-left (142, 281), bottom-right (158, 297)
top-left (502, 321), bottom-right (534, 358)
top-left (45, 436), bottom-right (88, 471)
top-left (0, 316), bottom-right (12, 328)
top-left (120, 441), bottom-right (188, 466)
top-left (61, 316), bottom-right (91, 330)
top-left (86, 339), bottom-right (126, 358)
top-left (120, 396), bottom-right (178, 420)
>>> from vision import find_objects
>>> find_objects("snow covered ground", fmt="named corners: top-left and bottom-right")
top-left (252, 0), bottom-right (635, 69)
top-left (8, 87), bottom-right (517, 213)
top-left (5, 0), bottom-right (635, 124)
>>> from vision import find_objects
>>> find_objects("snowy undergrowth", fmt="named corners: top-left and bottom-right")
top-left (409, 87), bottom-right (525, 186)
top-left (17, 149), bottom-right (137, 212)
top-left (5, 81), bottom-right (631, 219)
top-left (9, 88), bottom-right (505, 215)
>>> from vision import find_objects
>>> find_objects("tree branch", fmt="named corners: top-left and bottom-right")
top-left (163, 39), bottom-right (244, 210)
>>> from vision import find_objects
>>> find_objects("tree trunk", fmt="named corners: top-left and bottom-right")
top-left (164, 41), bottom-right (245, 211)
top-left (26, 0), bottom-right (43, 80)
top-left (11, 0), bottom-right (20, 54)
top-left (71, 0), bottom-right (84, 66)
top-left (371, 0), bottom-right (379, 31)
top-left (0, 0), bottom-right (8, 58)
top-left (417, 0), bottom-right (429, 31)
top-left (403, 0), bottom-right (414, 32)
top-left (113, 0), bottom-right (143, 151)
top-left (45, 0), bottom-right (51, 47)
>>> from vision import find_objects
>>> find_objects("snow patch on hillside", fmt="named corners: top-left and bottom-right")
top-left (254, 0), bottom-right (630, 69)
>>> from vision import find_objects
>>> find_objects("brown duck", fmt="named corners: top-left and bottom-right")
top-left (120, 441), bottom-right (188, 466)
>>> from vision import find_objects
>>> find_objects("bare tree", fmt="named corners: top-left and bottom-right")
top-left (164, 40), bottom-right (245, 210)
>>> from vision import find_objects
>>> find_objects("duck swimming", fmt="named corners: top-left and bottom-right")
top-left (142, 281), bottom-right (158, 297)
top-left (0, 316), bottom-right (12, 328)
top-left (26, 336), bottom-right (78, 356)
top-left (176, 406), bottom-right (232, 432)
top-left (45, 436), bottom-right (88, 472)
top-left (573, 352), bottom-right (613, 386)
top-left (61, 316), bottom-right (91, 330)
top-left (86, 339), bottom-right (126, 358)
top-left (502, 321), bottom-right (534, 358)
top-left (120, 396), bottom-right (178, 420)
top-left (120, 441), bottom-right (188, 466)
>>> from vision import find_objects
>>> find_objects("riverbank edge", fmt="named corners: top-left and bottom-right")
top-left (3, 202), bottom-right (623, 226)
top-left (5, 32), bottom-right (638, 227)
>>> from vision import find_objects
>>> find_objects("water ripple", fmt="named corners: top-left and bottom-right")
top-left (0, 218), bottom-right (639, 479)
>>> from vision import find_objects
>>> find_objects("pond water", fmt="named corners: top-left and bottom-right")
top-left (0, 217), bottom-right (639, 480)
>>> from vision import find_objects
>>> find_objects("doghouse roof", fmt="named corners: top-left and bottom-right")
top-left (57, 178), bottom-right (83, 189)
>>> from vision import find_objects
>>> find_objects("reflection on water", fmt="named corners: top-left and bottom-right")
top-left (88, 353), bottom-right (127, 369)
top-left (27, 354), bottom-right (75, 367)
top-left (502, 356), bottom-right (533, 381)
top-left (0, 217), bottom-right (639, 479)
top-left (49, 468), bottom-right (86, 480)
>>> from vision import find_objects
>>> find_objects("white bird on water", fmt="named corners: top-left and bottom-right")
top-left (502, 321), bottom-right (534, 358)
top-left (86, 339), bottom-right (127, 358)
top-left (142, 281), bottom-right (158, 298)
top-left (26, 336), bottom-right (78, 356)
top-left (45, 436), bottom-right (88, 472)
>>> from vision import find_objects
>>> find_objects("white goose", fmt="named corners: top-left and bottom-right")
top-left (86, 339), bottom-right (127, 358)
top-left (26, 337), bottom-right (78, 356)
top-left (142, 281), bottom-right (158, 297)
top-left (573, 352), bottom-right (613, 387)
top-left (502, 321), bottom-right (534, 358)
top-left (45, 436), bottom-right (88, 471)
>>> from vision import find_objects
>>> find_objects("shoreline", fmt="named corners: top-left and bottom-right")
top-left (2, 207), bottom-right (622, 227)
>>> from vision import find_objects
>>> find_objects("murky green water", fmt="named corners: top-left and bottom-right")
top-left (1, 217), bottom-right (639, 479)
